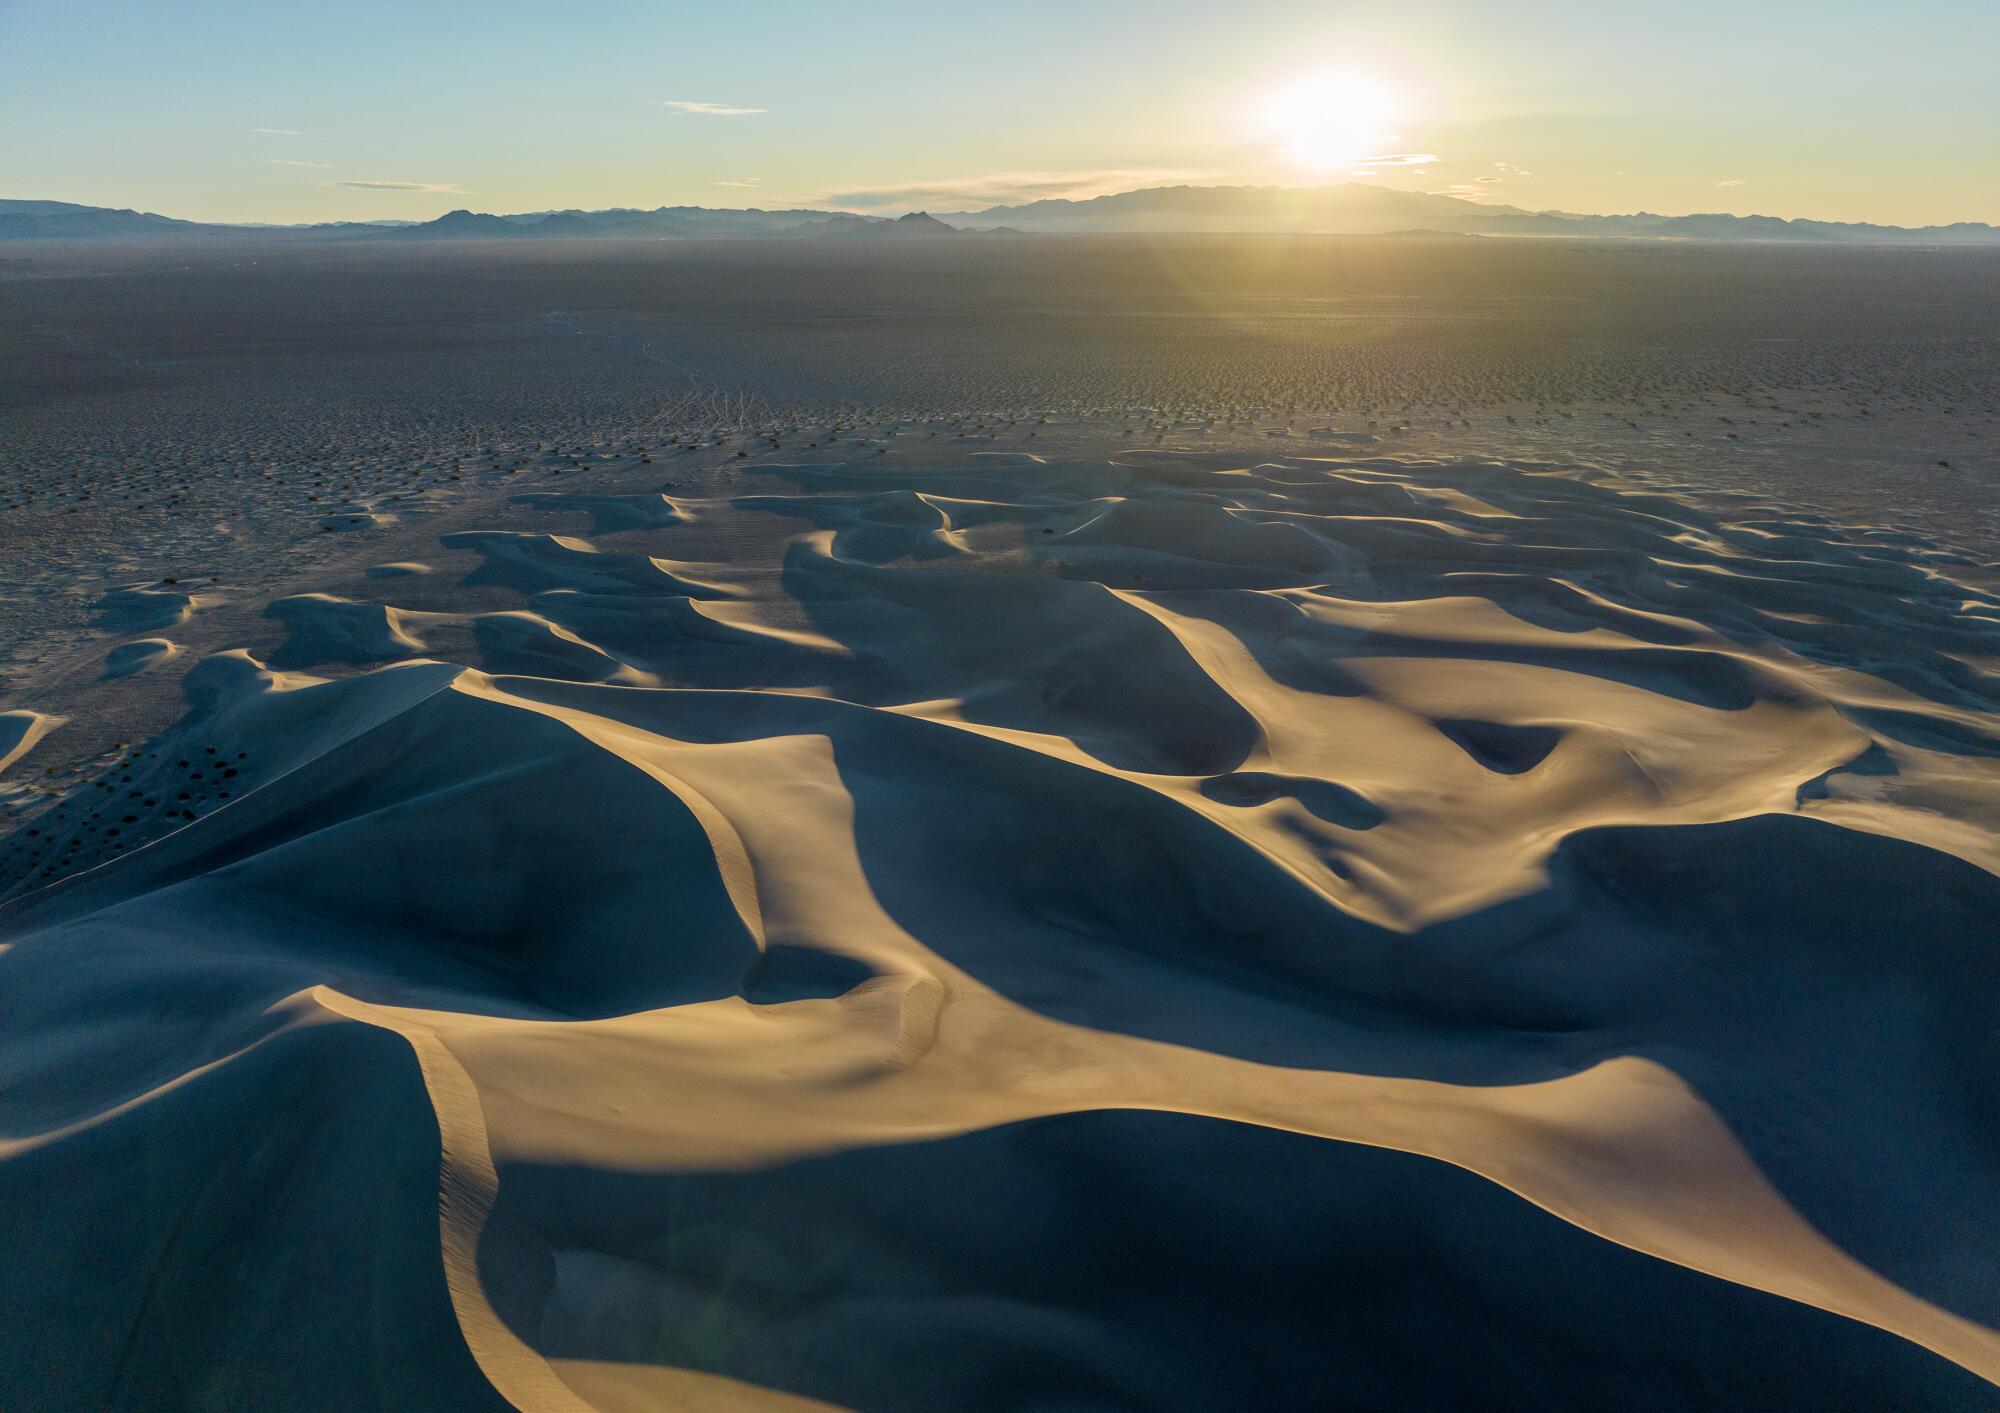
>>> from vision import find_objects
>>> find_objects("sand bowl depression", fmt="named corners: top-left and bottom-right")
top-left (3, 427), bottom-right (2000, 1408)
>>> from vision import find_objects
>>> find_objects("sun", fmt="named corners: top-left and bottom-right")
top-left (1258, 71), bottom-right (1397, 171)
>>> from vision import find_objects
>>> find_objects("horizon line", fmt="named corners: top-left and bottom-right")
top-left (7, 181), bottom-right (2000, 237)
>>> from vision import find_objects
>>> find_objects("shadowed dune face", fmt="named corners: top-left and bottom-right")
top-left (493, 1112), bottom-right (1989, 1413)
top-left (5, 449), bottom-right (2000, 1410)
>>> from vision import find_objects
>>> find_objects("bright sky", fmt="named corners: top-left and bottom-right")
top-left (3, 0), bottom-right (1994, 226)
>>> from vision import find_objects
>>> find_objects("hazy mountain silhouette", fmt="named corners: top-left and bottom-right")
top-left (4, 186), bottom-right (1997, 244)
top-left (0, 200), bottom-right (215, 240)
top-left (779, 210), bottom-right (961, 239)
top-left (389, 209), bottom-right (528, 239)
top-left (932, 185), bottom-right (2000, 243)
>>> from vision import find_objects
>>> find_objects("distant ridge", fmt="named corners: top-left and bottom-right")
top-left (932, 184), bottom-right (2000, 244)
top-left (0, 201), bottom-right (213, 240)
top-left (390, 209), bottom-right (527, 240)
top-left (366, 205), bottom-right (969, 241)
top-left (780, 210), bottom-right (961, 239)
top-left (4, 186), bottom-right (1998, 245)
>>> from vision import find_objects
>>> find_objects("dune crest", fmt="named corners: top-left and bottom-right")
top-left (0, 710), bottom-right (65, 777)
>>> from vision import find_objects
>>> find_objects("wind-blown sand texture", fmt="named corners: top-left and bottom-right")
top-left (4, 436), bottom-right (2000, 1409)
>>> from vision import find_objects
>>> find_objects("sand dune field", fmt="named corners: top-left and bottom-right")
top-left (3, 240), bottom-right (1999, 1409)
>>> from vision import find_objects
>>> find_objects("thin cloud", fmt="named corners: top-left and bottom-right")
top-left (1717, 179), bottom-right (1746, 187)
top-left (660, 100), bottom-right (765, 116)
top-left (334, 180), bottom-right (466, 192)
top-left (250, 127), bottom-right (301, 136)
top-left (822, 168), bottom-right (1222, 212)
top-left (716, 177), bottom-right (764, 188)
top-left (269, 159), bottom-right (331, 169)
top-left (1353, 152), bottom-right (1438, 169)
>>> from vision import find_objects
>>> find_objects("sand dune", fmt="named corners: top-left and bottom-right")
top-left (0, 709), bottom-right (63, 775)
top-left (93, 582), bottom-right (210, 634)
top-left (3, 446), bottom-right (2000, 1408)
top-left (99, 636), bottom-right (178, 679)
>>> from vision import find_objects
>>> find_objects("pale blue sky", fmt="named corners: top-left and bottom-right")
top-left (3, 0), bottom-right (1994, 225)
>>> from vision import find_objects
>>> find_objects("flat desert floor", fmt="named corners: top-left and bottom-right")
top-left (2, 238), bottom-right (1999, 1410)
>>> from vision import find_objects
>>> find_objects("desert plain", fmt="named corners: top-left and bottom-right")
top-left (2, 235), bottom-right (1999, 1410)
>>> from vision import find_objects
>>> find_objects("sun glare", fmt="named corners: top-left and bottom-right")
top-left (1259, 71), bottom-right (1397, 171)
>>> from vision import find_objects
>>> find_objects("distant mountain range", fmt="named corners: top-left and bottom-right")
top-left (934, 186), bottom-right (2000, 244)
top-left (0, 200), bottom-right (213, 240)
top-left (5, 186), bottom-right (1997, 245)
top-left (385, 207), bottom-right (976, 241)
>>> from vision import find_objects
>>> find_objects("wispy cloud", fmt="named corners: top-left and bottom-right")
top-left (1717, 179), bottom-right (1746, 187)
top-left (1434, 161), bottom-right (1532, 199)
top-left (250, 127), bottom-right (300, 136)
top-left (269, 159), bottom-right (331, 169)
top-left (334, 179), bottom-right (466, 192)
top-left (716, 177), bottom-right (763, 188)
top-left (660, 100), bottom-right (765, 116)
top-left (1353, 152), bottom-right (1438, 169)
top-left (822, 168), bottom-right (1222, 213)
